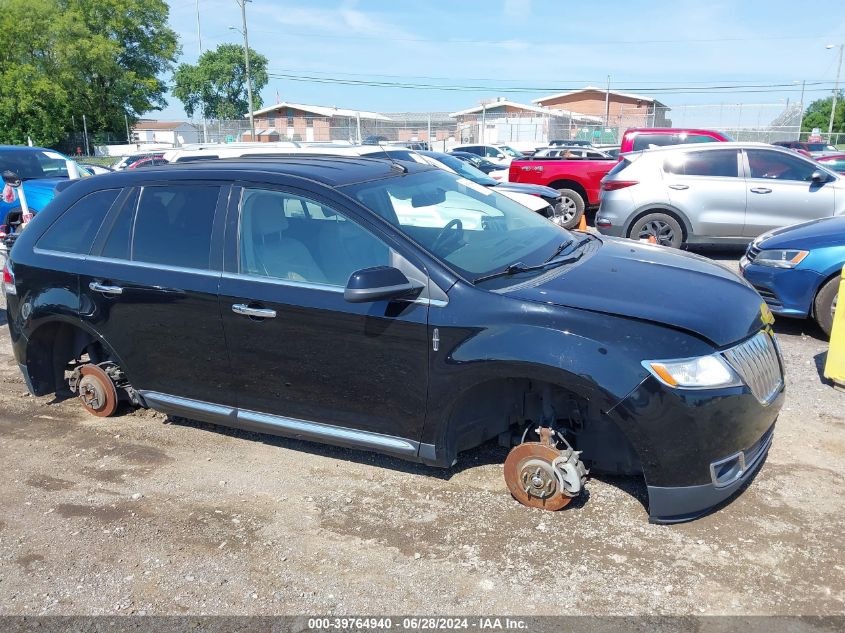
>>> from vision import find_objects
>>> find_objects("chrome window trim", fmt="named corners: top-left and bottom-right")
top-left (86, 254), bottom-right (221, 277)
top-left (222, 271), bottom-right (344, 293)
top-left (32, 247), bottom-right (87, 260)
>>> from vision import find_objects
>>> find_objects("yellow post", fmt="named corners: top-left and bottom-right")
top-left (824, 265), bottom-right (845, 390)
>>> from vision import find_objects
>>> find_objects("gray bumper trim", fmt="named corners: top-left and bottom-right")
top-left (647, 425), bottom-right (774, 524)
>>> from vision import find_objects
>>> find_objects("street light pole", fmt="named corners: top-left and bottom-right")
top-left (237, 0), bottom-right (255, 141)
top-left (827, 44), bottom-right (844, 136)
top-left (197, 0), bottom-right (209, 142)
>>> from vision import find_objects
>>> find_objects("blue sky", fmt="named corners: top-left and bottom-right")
top-left (158, 0), bottom-right (845, 120)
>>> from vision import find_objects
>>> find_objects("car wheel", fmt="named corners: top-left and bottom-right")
top-left (553, 189), bottom-right (585, 229)
top-left (814, 276), bottom-right (840, 337)
top-left (628, 212), bottom-right (684, 248)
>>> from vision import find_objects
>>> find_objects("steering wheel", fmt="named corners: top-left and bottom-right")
top-left (432, 218), bottom-right (464, 252)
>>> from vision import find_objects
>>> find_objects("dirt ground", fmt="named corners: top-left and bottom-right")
top-left (0, 252), bottom-right (844, 617)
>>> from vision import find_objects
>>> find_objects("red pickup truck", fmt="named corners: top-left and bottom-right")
top-left (508, 157), bottom-right (616, 228)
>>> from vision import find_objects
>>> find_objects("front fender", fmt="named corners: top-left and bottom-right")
top-left (419, 283), bottom-right (714, 466)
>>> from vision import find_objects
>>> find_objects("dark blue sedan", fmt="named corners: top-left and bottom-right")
top-left (741, 216), bottom-right (844, 336)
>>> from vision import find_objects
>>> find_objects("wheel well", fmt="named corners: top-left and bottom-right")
top-left (626, 207), bottom-right (689, 241)
top-left (812, 270), bottom-right (842, 318)
top-left (25, 322), bottom-right (106, 396)
top-left (547, 180), bottom-right (588, 205)
top-left (446, 378), bottom-right (642, 475)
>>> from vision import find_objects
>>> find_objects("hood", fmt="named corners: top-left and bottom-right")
top-left (756, 215), bottom-right (845, 250)
top-left (22, 178), bottom-right (64, 196)
top-left (496, 189), bottom-right (549, 212)
top-left (494, 182), bottom-right (560, 198)
top-left (505, 238), bottom-right (766, 347)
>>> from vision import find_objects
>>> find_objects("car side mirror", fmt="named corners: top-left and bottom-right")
top-left (810, 170), bottom-right (828, 184)
top-left (344, 266), bottom-right (425, 303)
top-left (2, 170), bottom-right (22, 188)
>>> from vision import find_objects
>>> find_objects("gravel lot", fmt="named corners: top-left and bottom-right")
top-left (0, 250), bottom-right (843, 616)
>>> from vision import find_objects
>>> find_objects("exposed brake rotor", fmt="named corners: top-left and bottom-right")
top-left (503, 427), bottom-right (588, 511)
top-left (74, 364), bottom-right (118, 417)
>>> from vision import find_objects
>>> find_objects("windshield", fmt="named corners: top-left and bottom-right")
top-left (342, 170), bottom-right (571, 288)
top-left (499, 145), bottom-right (524, 159)
top-left (806, 143), bottom-right (837, 152)
top-left (0, 149), bottom-right (73, 180)
top-left (422, 152), bottom-right (497, 186)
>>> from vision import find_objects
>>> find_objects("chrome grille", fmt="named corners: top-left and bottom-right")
top-left (722, 331), bottom-right (783, 405)
top-left (746, 244), bottom-right (761, 263)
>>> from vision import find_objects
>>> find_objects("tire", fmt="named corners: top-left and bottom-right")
top-left (553, 189), bottom-right (585, 229)
top-left (628, 212), bottom-right (684, 249)
top-left (814, 276), bottom-right (840, 337)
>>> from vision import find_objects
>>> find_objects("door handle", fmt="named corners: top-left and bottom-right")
top-left (668, 184), bottom-right (689, 190)
top-left (232, 304), bottom-right (277, 319)
top-left (89, 281), bottom-right (123, 295)
top-left (750, 187), bottom-right (772, 194)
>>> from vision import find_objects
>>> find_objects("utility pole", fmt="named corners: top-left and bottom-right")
top-left (124, 113), bottom-right (131, 143)
top-left (481, 103), bottom-right (486, 144)
top-left (197, 0), bottom-right (209, 142)
top-left (427, 113), bottom-right (432, 148)
top-left (237, 0), bottom-right (256, 142)
top-left (797, 80), bottom-right (806, 141)
top-left (604, 75), bottom-right (611, 129)
top-left (356, 111), bottom-right (362, 144)
top-left (827, 44), bottom-right (844, 136)
top-left (82, 114), bottom-right (90, 156)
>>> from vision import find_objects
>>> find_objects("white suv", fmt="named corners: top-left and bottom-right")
top-left (451, 144), bottom-right (524, 167)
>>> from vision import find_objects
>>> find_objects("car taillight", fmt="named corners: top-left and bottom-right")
top-left (602, 180), bottom-right (639, 191)
top-left (2, 262), bottom-right (15, 296)
top-left (2, 184), bottom-right (16, 203)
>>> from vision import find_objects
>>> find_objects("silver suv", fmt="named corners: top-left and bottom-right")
top-left (596, 142), bottom-right (845, 248)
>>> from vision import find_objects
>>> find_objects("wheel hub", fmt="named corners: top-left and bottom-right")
top-left (74, 364), bottom-right (118, 417)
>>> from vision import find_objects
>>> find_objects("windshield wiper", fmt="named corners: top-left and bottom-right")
top-left (544, 239), bottom-right (574, 263)
top-left (473, 252), bottom-right (584, 284)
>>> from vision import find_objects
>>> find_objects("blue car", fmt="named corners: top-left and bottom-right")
top-left (0, 145), bottom-right (80, 246)
top-left (740, 216), bottom-right (845, 336)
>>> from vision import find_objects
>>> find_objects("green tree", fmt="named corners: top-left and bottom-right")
top-left (173, 44), bottom-right (268, 120)
top-left (801, 94), bottom-right (845, 134)
top-left (0, 0), bottom-right (179, 147)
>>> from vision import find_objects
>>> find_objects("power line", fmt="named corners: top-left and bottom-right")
top-left (267, 72), bottom-right (836, 95)
top-left (248, 27), bottom-right (845, 47)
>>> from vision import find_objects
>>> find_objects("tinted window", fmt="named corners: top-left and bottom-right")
top-left (747, 150), bottom-right (817, 182)
top-left (132, 185), bottom-right (219, 269)
top-left (0, 149), bottom-right (73, 180)
top-left (663, 150), bottom-right (738, 177)
top-left (632, 133), bottom-right (718, 152)
top-left (37, 189), bottom-right (119, 254)
top-left (101, 189), bottom-right (137, 259)
top-left (239, 188), bottom-right (389, 286)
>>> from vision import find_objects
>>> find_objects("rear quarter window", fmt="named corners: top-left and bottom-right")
top-left (36, 189), bottom-right (120, 254)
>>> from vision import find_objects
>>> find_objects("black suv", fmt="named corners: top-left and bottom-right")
top-left (2, 157), bottom-right (784, 523)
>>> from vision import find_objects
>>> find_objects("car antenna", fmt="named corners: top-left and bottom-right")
top-left (376, 141), bottom-right (407, 173)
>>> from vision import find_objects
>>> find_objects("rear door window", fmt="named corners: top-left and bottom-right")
top-left (36, 189), bottom-right (120, 254)
top-left (132, 185), bottom-right (220, 269)
top-left (663, 150), bottom-right (739, 177)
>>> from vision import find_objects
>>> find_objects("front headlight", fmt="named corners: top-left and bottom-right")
top-left (754, 249), bottom-right (809, 268)
top-left (643, 354), bottom-right (741, 389)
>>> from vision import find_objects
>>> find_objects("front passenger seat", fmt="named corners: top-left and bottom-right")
top-left (245, 193), bottom-right (328, 284)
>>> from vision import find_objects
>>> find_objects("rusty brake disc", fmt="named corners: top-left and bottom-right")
top-left (77, 364), bottom-right (118, 418)
top-left (503, 428), bottom-right (574, 511)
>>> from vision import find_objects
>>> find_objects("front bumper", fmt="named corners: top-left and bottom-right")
top-left (647, 423), bottom-right (774, 523)
top-left (609, 333), bottom-right (784, 523)
top-left (740, 259), bottom-right (821, 318)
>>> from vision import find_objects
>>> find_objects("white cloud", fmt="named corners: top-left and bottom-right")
top-left (503, 0), bottom-right (532, 20)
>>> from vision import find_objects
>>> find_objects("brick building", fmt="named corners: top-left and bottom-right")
top-left (532, 87), bottom-right (670, 129)
top-left (244, 102), bottom-right (391, 142)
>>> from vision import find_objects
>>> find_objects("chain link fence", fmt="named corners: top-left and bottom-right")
top-left (73, 102), bottom-right (844, 158)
